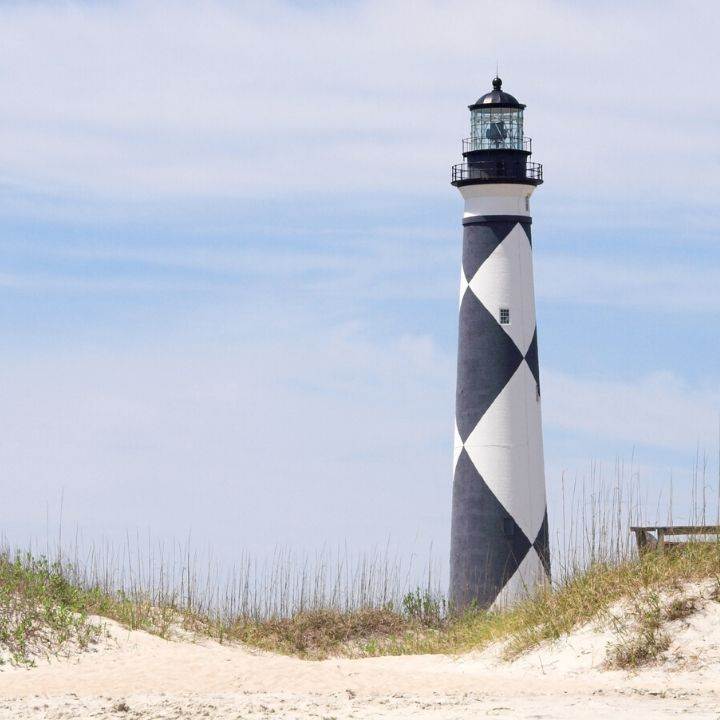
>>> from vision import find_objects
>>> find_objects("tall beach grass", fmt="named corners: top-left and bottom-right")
top-left (1, 453), bottom-right (719, 664)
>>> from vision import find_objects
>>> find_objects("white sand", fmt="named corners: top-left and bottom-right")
top-left (1, 585), bottom-right (719, 719)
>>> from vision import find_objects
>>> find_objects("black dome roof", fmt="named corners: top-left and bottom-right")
top-left (469, 77), bottom-right (525, 110)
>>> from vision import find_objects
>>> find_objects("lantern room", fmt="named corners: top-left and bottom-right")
top-left (468, 77), bottom-right (525, 151)
top-left (452, 76), bottom-right (542, 186)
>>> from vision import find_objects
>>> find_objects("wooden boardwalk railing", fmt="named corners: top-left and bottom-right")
top-left (630, 525), bottom-right (720, 554)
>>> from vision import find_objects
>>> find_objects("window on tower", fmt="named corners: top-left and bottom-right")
top-left (499, 308), bottom-right (511, 325)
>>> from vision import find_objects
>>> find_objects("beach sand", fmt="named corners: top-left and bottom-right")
top-left (1, 587), bottom-right (718, 719)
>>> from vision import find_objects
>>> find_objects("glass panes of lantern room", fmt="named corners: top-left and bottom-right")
top-left (470, 108), bottom-right (524, 151)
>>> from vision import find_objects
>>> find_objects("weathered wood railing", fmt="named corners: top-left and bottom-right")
top-left (630, 525), bottom-right (720, 554)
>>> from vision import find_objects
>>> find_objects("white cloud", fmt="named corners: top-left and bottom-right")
top-left (536, 254), bottom-right (720, 312)
top-left (0, 223), bottom-right (457, 301)
top-left (0, 313), bottom-right (455, 559)
top-left (0, 0), bottom-right (717, 213)
top-left (543, 369), bottom-right (720, 452)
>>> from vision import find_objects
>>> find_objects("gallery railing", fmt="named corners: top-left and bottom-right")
top-left (451, 160), bottom-right (543, 184)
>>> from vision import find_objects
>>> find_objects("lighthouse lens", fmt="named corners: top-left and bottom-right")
top-left (470, 108), bottom-right (524, 151)
top-left (485, 122), bottom-right (507, 141)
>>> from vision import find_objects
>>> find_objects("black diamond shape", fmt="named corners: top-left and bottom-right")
top-left (533, 509), bottom-right (551, 578)
top-left (461, 221), bottom-right (519, 279)
top-left (450, 449), bottom-right (532, 610)
top-left (520, 219), bottom-right (532, 247)
top-left (456, 291), bottom-right (524, 441)
top-left (524, 328), bottom-right (540, 392)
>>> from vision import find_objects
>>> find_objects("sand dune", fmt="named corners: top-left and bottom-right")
top-left (1, 589), bottom-right (719, 719)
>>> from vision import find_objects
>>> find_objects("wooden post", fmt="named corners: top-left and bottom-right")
top-left (633, 528), bottom-right (647, 555)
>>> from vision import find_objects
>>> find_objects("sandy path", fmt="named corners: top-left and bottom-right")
top-left (0, 609), bottom-right (718, 719)
top-left (2, 690), bottom-right (717, 720)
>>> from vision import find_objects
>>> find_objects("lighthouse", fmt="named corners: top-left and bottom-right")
top-left (449, 77), bottom-right (550, 610)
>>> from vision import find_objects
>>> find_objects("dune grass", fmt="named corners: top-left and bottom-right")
top-left (4, 449), bottom-right (719, 666)
top-left (2, 541), bottom-right (718, 666)
top-left (0, 553), bottom-right (100, 666)
top-left (502, 540), bottom-right (719, 659)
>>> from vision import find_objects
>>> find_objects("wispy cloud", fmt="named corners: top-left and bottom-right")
top-left (0, 319), bottom-right (454, 556)
top-left (543, 369), bottom-right (720, 452)
top-left (536, 255), bottom-right (720, 312)
top-left (0, 0), bottom-right (717, 215)
top-left (0, 225), bottom-right (457, 301)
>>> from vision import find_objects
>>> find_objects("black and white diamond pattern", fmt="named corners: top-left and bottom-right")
top-left (455, 289), bottom-right (523, 442)
top-left (450, 218), bottom-right (550, 610)
top-left (467, 222), bottom-right (537, 356)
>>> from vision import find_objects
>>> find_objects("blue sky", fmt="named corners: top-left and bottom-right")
top-left (0, 1), bottom-right (718, 573)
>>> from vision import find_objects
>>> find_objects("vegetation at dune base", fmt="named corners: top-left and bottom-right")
top-left (1, 542), bottom-right (719, 668)
top-left (0, 553), bottom-right (101, 666)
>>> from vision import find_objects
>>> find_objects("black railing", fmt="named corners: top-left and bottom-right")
top-left (462, 136), bottom-right (532, 153)
top-left (451, 161), bottom-right (543, 184)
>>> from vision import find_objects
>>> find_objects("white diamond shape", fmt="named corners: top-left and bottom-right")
top-left (490, 547), bottom-right (547, 610)
top-left (453, 420), bottom-right (463, 474)
top-left (463, 362), bottom-right (547, 542)
top-left (458, 265), bottom-right (469, 307)
top-left (467, 223), bottom-right (536, 355)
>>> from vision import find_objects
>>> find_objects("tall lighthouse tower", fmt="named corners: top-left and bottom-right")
top-left (449, 77), bottom-right (550, 610)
